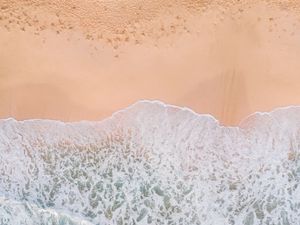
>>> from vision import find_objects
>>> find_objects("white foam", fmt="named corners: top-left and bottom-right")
top-left (0, 100), bottom-right (299, 224)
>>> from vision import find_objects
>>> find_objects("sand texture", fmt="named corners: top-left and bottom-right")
top-left (1, 0), bottom-right (300, 125)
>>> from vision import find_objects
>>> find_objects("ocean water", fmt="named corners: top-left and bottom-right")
top-left (0, 101), bottom-right (299, 225)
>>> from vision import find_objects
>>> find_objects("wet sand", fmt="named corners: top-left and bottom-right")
top-left (1, 0), bottom-right (300, 125)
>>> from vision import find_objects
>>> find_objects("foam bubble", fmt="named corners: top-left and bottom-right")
top-left (0, 101), bottom-right (299, 224)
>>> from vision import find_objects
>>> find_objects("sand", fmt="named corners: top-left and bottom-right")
top-left (1, 0), bottom-right (300, 125)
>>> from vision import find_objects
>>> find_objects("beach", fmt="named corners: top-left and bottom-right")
top-left (1, 1), bottom-right (300, 224)
top-left (1, 0), bottom-right (300, 125)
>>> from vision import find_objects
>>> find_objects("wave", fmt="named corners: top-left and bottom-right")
top-left (0, 197), bottom-right (92, 225)
top-left (0, 100), bottom-right (299, 224)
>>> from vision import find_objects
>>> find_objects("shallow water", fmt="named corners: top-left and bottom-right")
top-left (0, 101), bottom-right (299, 224)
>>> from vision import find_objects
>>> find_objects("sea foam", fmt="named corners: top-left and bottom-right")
top-left (0, 101), bottom-right (299, 225)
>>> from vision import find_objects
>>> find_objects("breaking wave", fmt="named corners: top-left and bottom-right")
top-left (0, 101), bottom-right (299, 225)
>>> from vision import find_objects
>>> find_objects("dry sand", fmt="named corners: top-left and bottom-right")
top-left (1, 0), bottom-right (300, 125)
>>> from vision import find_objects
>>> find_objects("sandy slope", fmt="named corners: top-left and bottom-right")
top-left (0, 0), bottom-right (300, 125)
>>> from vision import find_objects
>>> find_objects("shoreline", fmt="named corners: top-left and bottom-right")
top-left (1, 100), bottom-right (300, 130)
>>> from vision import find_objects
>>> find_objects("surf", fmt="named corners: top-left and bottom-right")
top-left (0, 101), bottom-right (299, 224)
